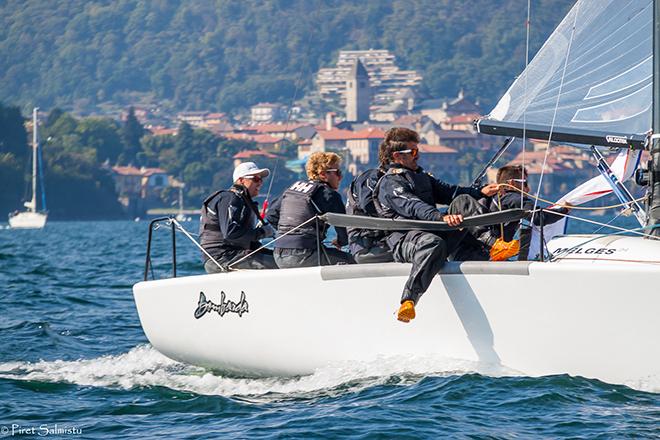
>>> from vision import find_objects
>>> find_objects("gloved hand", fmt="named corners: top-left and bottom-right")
top-left (260, 223), bottom-right (276, 239)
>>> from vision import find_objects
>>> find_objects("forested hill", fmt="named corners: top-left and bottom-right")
top-left (1, 0), bottom-right (573, 113)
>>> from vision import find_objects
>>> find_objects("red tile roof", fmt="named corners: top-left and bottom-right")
top-left (316, 128), bottom-right (356, 140)
top-left (249, 123), bottom-right (308, 133)
top-left (149, 127), bottom-right (178, 136)
top-left (141, 167), bottom-right (167, 177)
top-left (112, 166), bottom-right (142, 176)
top-left (252, 134), bottom-right (285, 144)
top-left (418, 144), bottom-right (457, 154)
top-left (393, 114), bottom-right (425, 126)
top-left (446, 113), bottom-right (481, 124)
top-left (350, 127), bottom-right (386, 139)
top-left (206, 113), bottom-right (226, 119)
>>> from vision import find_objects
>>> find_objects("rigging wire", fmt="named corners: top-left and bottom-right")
top-left (498, 183), bottom-right (646, 210)
top-left (521, 0), bottom-right (532, 209)
top-left (228, 216), bottom-right (318, 270)
top-left (260, 17), bottom-right (314, 218)
top-left (530, 209), bottom-right (652, 238)
top-left (529, 2), bottom-right (581, 224)
top-left (590, 209), bottom-right (627, 235)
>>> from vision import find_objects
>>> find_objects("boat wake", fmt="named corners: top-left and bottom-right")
top-left (0, 345), bottom-right (657, 397)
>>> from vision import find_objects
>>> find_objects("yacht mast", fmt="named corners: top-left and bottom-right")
top-left (178, 184), bottom-right (184, 217)
top-left (30, 107), bottom-right (38, 213)
top-left (651, 0), bottom-right (660, 235)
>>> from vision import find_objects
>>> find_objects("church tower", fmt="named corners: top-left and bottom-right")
top-left (345, 59), bottom-right (370, 122)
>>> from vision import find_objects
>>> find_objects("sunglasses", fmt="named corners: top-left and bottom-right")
top-left (397, 149), bottom-right (419, 159)
top-left (244, 175), bottom-right (264, 183)
top-left (326, 168), bottom-right (342, 177)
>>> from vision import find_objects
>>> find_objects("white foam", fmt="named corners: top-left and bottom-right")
top-left (0, 345), bottom-right (518, 398)
top-left (1, 345), bottom-right (657, 396)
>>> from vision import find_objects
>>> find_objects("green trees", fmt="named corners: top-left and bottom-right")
top-left (39, 110), bottom-right (125, 219)
top-left (0, 103), bottom-right (28, 212)
top-left (120, 107), bottom-right (145, 165)
top-left (0, 0), bottom-right (573, 113)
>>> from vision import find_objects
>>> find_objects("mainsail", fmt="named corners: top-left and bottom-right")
top-left (477, 0), bottom-right (652, 149)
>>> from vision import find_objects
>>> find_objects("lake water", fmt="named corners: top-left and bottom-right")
top-left (0, 218), bottom-right (658, 439)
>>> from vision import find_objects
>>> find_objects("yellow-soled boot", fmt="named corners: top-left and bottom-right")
top-left (397, 300), bottom-right (416, 323)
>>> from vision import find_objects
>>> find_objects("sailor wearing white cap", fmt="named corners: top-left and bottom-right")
top-left (199, 161), bottom-right (277, 272)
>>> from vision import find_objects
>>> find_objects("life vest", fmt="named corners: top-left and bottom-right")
top-left (199, 189), bottom-right (225, 259)
top-left (276, 180), bottom-right (327, 244)
top-left (199, 185), bottom-right (259, 259)
top-left (373, 166), bottom-right (435, 219)
top-left (346, 168), bottom-right (383, 217)
top-left (346, 168), bottom-right (387, 245)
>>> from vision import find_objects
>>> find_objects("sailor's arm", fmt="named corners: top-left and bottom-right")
top-left (264, 196), bottom-right (282, 228)
top-left (431, 175), bottom-right (498, 204)
top-left (330, 191), bottom-right (349, 246)
top-left (219, 195), bottom-right (260, 242)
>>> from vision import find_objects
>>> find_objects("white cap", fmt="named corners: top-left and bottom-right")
top-left (233, 161), bottom-right (270, 183)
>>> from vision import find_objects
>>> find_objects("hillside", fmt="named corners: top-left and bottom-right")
top-left (0, 0), bottom-right (574, 114)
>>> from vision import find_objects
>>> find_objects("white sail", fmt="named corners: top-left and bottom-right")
top-left (489, 0), bottom-right (652, 136)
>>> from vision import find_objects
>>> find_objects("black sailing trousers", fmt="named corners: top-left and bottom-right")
top-left (394, 230), bottom-right (448, 304)
top-left (392, 194), bottom-right (488, 304)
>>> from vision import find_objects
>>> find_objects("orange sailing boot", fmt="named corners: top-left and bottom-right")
top-left (397, 300), bottom-right (416, 323)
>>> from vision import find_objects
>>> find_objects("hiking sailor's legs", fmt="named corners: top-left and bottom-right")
top-left (393, 230), bottom-right (448, 304)
top-left (446, 194), bottom-right (493, 261)
top-left (350, 235), bottom-right (394, 264)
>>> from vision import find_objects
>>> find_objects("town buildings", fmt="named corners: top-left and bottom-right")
top-left (317, 49), bottom-right (422, 111)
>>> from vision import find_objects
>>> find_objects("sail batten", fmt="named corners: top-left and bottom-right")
top-left (479, 0), bottom-right (653, 146)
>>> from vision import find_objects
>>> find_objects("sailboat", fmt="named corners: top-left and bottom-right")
top-left (175, 184), bottom-right (190, 222)
top-left (133, 0), bottom-right (660, 388)
top-left (8, 107), bottom-right (48, 229)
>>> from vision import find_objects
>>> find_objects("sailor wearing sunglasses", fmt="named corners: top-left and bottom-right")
top-left (266, 152), bottom-right (355, 268)
top-left (373, 128), bottom-right (500, 323)
top-left (199, 161), bottom-right (278, 273)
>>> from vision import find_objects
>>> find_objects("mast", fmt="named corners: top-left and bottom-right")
top-left (651, 0), bottom-right (660, 236)
top-left (30, 107), bottom-right (39, 213)
top-left (178, 184), bottom-right (184, 217)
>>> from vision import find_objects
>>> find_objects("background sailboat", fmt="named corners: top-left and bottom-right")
top-left (175, 183), bottom-right (190, 222)
top-left (8, 107), bottom-right (48, 229)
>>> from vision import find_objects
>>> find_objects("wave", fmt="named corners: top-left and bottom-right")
top-left (0, 345), bottom-right (521, 398)
top-left (1, 345), bottom-right (657, 398)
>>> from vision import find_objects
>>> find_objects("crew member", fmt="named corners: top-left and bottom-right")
top-left (346, 134), bottom-right (399, 263)
top-left (267, 152), bottom-right (355, 268)
top-left (491, 164), bottom-right (570, 260)
top-left (199, 161), bottom-right (277, 273)
top-left (374, 128), bottom-right (499, 322)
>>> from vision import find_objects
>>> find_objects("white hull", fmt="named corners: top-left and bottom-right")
top-left (133, 235), bottom-right (660, 386)
top-left (8, 211), bottom-right (47, 229)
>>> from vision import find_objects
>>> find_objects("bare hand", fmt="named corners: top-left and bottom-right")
top-left (443, 214), bottom-right (463, 227)
top-left (331, 239), bottom-right (342, 249)
top-left (481, 183), bottom-right (500, 197)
